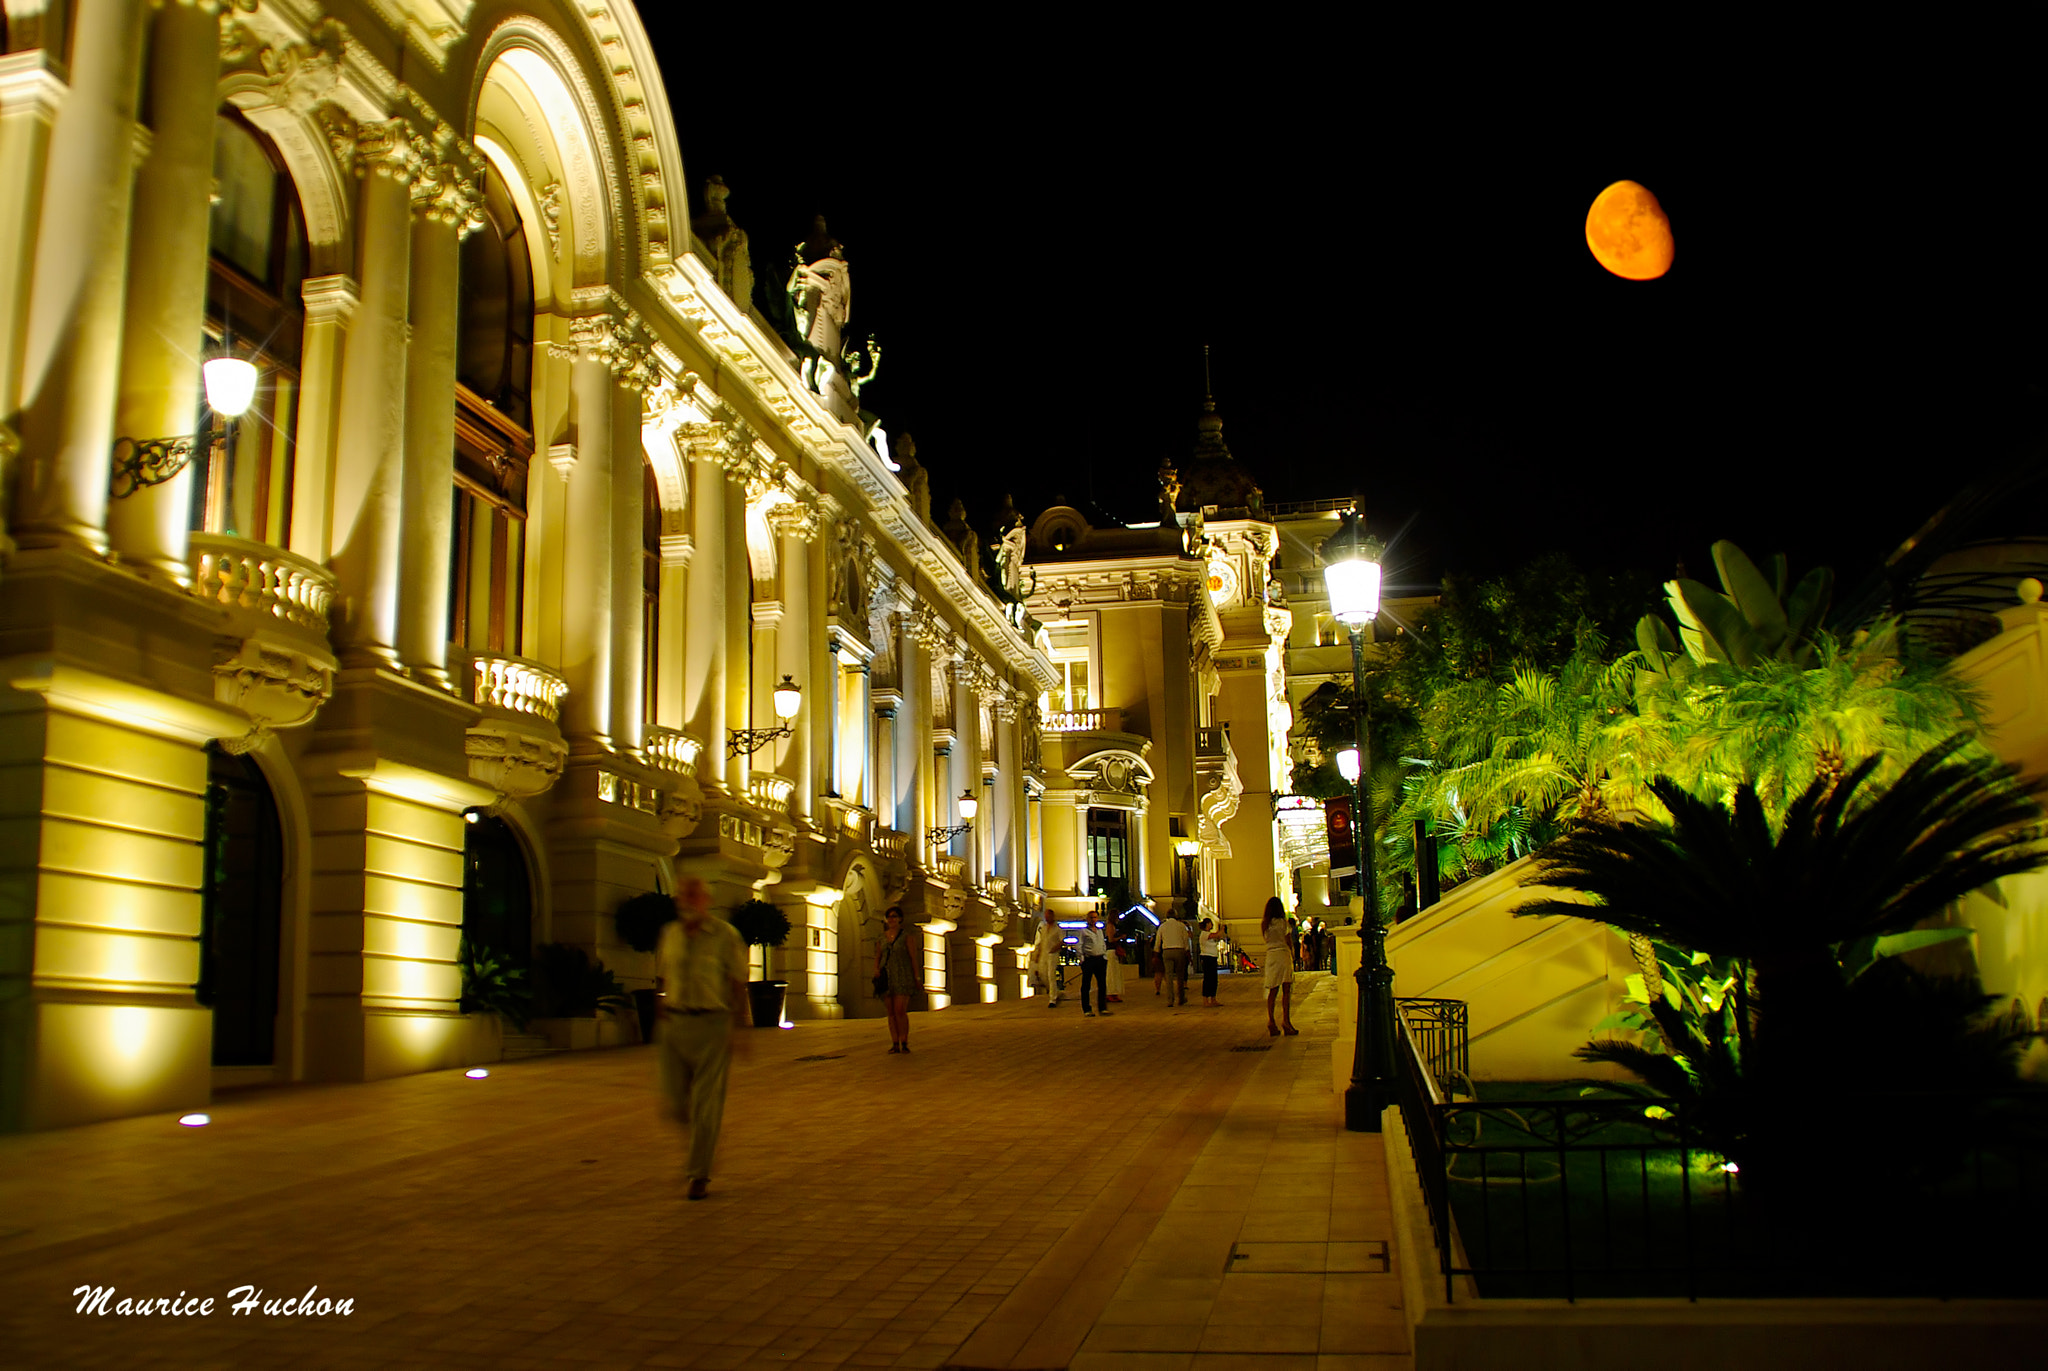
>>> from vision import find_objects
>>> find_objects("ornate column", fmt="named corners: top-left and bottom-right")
top-left (106, 0), bottom-right (221, 582)
top-left (288, 277), bottom-right (357, 561)
top-left (654, 529), bottom-right (690, 728)
top-left (681, 426), bottom-right (729, 794)
top-left (326, 117), bottom-right (423, 667)
top-left (0, 49), bottom-right (68, 552)
top-left (826, 636), bottom-right (843, 799)
top-left (395, 142), bottom-right (482, 687)
top-left (555, 313), bottom-right (621, 746)
top-left (12, 0), bottom-right (148, 555)
top-left (952, 657), bottom-right (977, 872)
top-left (769, 499), bottom-right (816, 821)
top-left (859, 657), bottom-right (875, 811)
top-left (608, 370), bottom-right (647, 756)
top-left (871, 692), bottom-right (898, 830)
top-left (896, 603), bottom-right (926, 857)
top-left (721, 441), bottom-right (751, 797)
top-left (992, 694), bottom-right (1019, 883)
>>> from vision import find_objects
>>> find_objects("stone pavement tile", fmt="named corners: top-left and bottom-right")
top-left (1316, 1357), bottom-right (1412, 1370)
top-left (1078, 1319), bottom-right (1206, 1352)
top-left (1067, 1353), bottom-right (1196, 1371)
top-left (1093, 1297), bottom-right (1213, 1326)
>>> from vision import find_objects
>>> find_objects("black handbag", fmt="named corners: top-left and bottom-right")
top-left (871, 972), bottom-right (889, 996)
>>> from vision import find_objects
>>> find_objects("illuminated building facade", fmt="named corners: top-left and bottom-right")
top-left (0, 0), bottom-right (1052, 1131)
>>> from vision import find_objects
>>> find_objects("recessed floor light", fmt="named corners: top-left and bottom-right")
top-left (465, 1068), bottom-right (490, 1079)
top-left (178, 1113), bottom-right (210, 1127)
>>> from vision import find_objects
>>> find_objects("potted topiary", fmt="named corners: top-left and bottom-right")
top-left (615, 890), bottom-right (677, 1042)
top-left (728, 899), bottom-right (792, 1028)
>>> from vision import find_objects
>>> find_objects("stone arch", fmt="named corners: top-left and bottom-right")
top-left (835, 852), bottom-right (888, 1019)
top-left (244, 732), bottom-right (312, 1079)
top-left (216, 83), bottom-right (355, 278)
top-left (467, 19), bottom-right (621, 292)
top-left (1070, 748), bottom-right (1155, 808)
top-left (489, 797), bottom-right (556, 946)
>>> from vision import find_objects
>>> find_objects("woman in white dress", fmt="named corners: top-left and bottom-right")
top-left (1032, 909), bottom-right (1064, 1007)
top-left (1105, 928), bottom-right (1127, 1002)
top-left (1261, 897), bottom-right (1297, 1036)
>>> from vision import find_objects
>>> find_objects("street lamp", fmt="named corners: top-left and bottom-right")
top-left (727, 675), bottom-right (802, 756)
top-left (109, 347), bottom-right (262, 499)
top-left (929, 789), bottom-right (978, 845)
top-left (1322, 509), bottom-right (1393, 1133)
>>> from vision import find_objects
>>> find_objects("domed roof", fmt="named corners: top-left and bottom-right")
top-left (1169, 395), bottom-right (1262, 515)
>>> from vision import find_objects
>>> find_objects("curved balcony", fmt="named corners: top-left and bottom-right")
top-left (186, 533), bottom-right (338, 737)
top-left (748, 773), bottom-right (795, 815)
top-left (189, 533), bottom-right (336, 634)
top-left (1045, 706), bottom-right (1123, 734)
top-left (645, 725), bottom-right (704, 776)
top-left (467, 653), bottom-right (568, 723)
top-left (462, 653), bottom-right (569, 800)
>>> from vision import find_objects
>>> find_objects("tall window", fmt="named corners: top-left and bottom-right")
top-left (451, 163), bottom-right (535, 657)
top-left (1087, 808), bottom-right (1129, 889)
top-left (457, 165), bottom-right (534, 430)
top-left (197, 112), bottom-right (305, 542)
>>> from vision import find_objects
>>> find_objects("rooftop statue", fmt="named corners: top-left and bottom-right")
top-left (1157, 458), bottom-right (1183, 522)
top-left (893, 432), bottom-right (931, 526)
top-left (991, 493), bottom-right (1028, 596)
top-left (788, 216), bottom-right (851, 397)
top-left (691, 175), bottom-right (754, 308)
top-left (942, 499), bottom-right (987, 589)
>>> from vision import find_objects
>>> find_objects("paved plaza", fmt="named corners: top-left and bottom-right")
top-left (0, 972), bottom-right (1410, 1371)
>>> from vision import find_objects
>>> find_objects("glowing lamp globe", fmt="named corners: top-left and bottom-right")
top-left (1320, 514), bottom-right (1383, 627)
top-left (202, 356), bottom-right (259, 418)
top-left (956, 790), bottom-right (978, 822)
top-left (771, 675), bottom-right (802, 720)
top-left (1336, 746), bottom-right (1362, 784)
top-left (1175, 837), bottom-right (1201, 858)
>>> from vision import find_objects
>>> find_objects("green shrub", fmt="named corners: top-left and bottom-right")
top-left (614, 891), bottom-right (675, 953)
top-left (531, 942), bottom-right (633, 1018)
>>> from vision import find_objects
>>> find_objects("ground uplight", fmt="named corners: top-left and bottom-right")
top-left (178, 1113), bottom-right (210, 1127)
top-left (465, 1068), bottom-right (490, 1079)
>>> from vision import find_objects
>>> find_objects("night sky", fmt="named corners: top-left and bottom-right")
top-left (642, 33), bottom-right (2040, 598)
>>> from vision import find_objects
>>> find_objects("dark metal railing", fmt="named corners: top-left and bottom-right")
top-left (1397, 998), bottom-right (1467, 1096)
top-left (1391, 1035), bottom-right (2048, 1302)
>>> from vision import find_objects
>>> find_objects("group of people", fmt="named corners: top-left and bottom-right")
top-left (1027, 906), bottom-right (1242, 1013)
top-left (648, 881), bottom-right (1317, 1200)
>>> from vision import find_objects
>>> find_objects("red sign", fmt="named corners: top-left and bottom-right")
top-left (1325, 796), bottom-right (1356, 878)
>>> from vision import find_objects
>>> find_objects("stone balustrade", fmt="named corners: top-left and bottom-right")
top-left (645, 725), bottom-right (703, 776)
top-left (189, 533), bottom-right (337, 632)
top-left (1196, 724), bottom-right (1229, 758)
top-left (467, 653), bottom-right (569, 723)
top-left (1045, 706), bottom-right (1123, 734)
top-left (934, 855), bottom-right (968, 880)
top-left (874, 828), bottom-right (908, 860)
top-left (748, 773), bottom-right (795, 814)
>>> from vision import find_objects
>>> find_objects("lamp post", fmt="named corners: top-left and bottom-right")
top-left (1322, 510), bottom-right (1393, 1133)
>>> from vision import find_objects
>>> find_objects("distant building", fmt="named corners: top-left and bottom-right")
top-left (1020, 389), bottom-right (1302, 946)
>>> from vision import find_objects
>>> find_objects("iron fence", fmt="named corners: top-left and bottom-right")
top-left (1392, 1008), bottom-right (2048, 1301)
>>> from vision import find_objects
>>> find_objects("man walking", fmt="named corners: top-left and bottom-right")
top-left (1032, 908), bottom-right (1064, 1007)
top-left (1155, 909), bottom-right (1191, 1007)
top-left (1077, 909), bottom-right (1112, 1017)
top-left (654, 877), bottom-right (750, 1200)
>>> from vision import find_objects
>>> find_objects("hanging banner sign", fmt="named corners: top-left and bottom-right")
top-left (1324, 795), bottom-right (1357, 878)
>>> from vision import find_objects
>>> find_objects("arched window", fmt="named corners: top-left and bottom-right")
top-left (449, 163), bottom-right (535, 657)
top-left (197, 111), bottom-right (306, 542)
top-left (457, 164), bottom-right (534, 430)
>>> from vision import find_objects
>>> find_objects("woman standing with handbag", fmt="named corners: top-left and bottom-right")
top-left (875, 906), bottom-right (918, 1053)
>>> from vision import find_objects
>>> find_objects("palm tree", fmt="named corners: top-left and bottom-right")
top-left (1520, 737), bottom-right (2046, 1182)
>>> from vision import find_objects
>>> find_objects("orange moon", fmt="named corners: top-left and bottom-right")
top-left (1585, 180), bottom-right (1674, 280)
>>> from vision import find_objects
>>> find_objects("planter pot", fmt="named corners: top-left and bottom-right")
top-left (747, 980), bottom-right (788, 1029)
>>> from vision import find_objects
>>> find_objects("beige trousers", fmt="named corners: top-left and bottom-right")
top-left (658, 1012), bottom-right (731, 1180)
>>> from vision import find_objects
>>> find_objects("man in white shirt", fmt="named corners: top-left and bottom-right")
top-left (654, 877), bottom-right (750, 1200)
top-left (1076, 911), bottom-right (1112, 1016)
top-left (1155, 911), bottom-right (1191, 1007)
